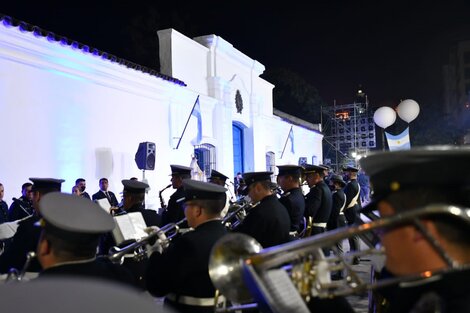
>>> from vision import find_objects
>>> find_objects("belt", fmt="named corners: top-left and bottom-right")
top-left (312, 222), bottom-right (327, 227)
top-left (166, 293), bottom-right (225, 306)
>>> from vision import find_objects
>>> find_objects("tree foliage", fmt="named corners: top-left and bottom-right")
top-left (262, 68), bottom-right (326, 124)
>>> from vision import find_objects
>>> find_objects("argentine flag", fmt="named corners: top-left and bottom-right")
top-left (191, 97), bottom-right (202, 145)
top-left (289, 127), bottom-right (295, 153)
top-left (385, 127), bottom-right (411, 151)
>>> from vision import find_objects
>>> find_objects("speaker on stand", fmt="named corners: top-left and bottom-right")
top-left (135, 142), bottom-right (156, 189)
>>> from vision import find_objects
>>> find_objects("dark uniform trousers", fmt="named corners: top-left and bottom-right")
top-left (343, 179), bottom-right (361, 252)
top-left (146, 220), bottom-right (228, 313)
top-left (327, 189), bottom-right (346, 254)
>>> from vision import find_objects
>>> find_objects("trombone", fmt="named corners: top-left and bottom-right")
top-left (209, 204), bottom-right (470, 312)
top-left (108, 218), bottom-right (187, 264)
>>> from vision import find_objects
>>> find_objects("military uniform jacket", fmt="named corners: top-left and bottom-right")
top-left (0, 215), bottom-right (41, 273)
top-left (279, 188), bottom-right (305, 232)
top-left (377, 267), bottom-right (470, 313)
top-left (344, 179), bottom-right (361, 222)
top-left (327, 189), bottom-right (346, 231)
top-left (39, 257), bottom-right (139, 289)
top-left (92, 190), bottom-right (119, 207)
top-left (146, 220), bottom-right (227, 310)
top-left (8, 196), bottom-right (33, 221)
top-left (236, 194), bottom-right (291, 248)
top-left (126, 203), bottom-right (161, 227)
top-left (305, 180), bottom-right (332, 224)
top-left (161, 187), bottom-right (185, 226)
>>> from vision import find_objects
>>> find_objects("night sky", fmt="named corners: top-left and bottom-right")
top-left (2, 1), bottom-right (470, 109)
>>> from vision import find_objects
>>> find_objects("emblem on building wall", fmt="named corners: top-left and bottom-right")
top-left (235, 90), bottom-right (243, 114)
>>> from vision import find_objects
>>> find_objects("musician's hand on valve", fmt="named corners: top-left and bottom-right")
top-left (144, 226), bottom-right (168, 256)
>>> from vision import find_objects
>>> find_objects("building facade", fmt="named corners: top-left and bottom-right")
top-left (0, 16), bottom-right (323, 210)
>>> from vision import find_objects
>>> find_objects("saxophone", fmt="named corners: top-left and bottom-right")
top-left (159, 184), bottom-right (172, 210)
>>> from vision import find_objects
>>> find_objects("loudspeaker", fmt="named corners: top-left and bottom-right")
top-left (135, 142), bottom-right (156, 170)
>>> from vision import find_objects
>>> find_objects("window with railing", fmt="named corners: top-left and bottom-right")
top-left (194, 144), bottom-right (216, 178)
top-left (266, 151), bottom-right (276, 178)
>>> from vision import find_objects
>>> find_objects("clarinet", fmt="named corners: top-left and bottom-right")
top-left (159, 184), bottom-right (172, 210)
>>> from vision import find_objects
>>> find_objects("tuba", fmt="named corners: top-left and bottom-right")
top-left (209, 204), bottom-right (470, 312)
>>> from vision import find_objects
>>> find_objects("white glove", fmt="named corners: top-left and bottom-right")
top-left (144, 226), bottom-right (169, 256)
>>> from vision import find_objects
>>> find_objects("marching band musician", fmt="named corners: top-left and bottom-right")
top-left (35, 192), bottom-right (138, 288)
top-left (303, 164), bottom-right (332, 236)
top-left (276, 165), bottom-right (305, 237)
top-left (99, 180), bottom-right (161, 287)
top-left (161, 165), bottom-right (192, 226)
top-left (235, 171), bottom-right (290, 248)
top-left (207, 169), bottom-right (232, 217)
top-left (146, 179), bottom-right (228, 313)
top-left (359, 146), bottom-right (470, 313)
top-left (120, 180), bottom-right (161, 227)
top-left (342, 166), bottom-right (361, 264)
top-left (0, 178), bottom-right (64, 274)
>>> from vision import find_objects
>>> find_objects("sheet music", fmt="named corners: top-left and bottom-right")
top-left (262, 269), bottom-right (310, 313)
top-left (96, 198), bottom-right (111, 212)
top-left (0, 221), bottom-right (20, 239)
top-left (112, 212), bottom-right (147, 245)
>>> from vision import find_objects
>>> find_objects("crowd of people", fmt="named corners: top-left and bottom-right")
top-left (0, 146), bottom-right (469, 313)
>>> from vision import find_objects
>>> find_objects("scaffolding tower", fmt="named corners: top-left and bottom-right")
top-left (321, 94), bottom-right (376, 172)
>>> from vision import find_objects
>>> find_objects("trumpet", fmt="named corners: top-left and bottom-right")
top-left (108, 218), bottom-right (186, 264)
top-left (222, 201), bottom-right (260, 230)
top-left (209, 204), bottom-right (470, 312)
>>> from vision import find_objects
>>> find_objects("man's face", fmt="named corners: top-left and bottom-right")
top-left (248, 182), bottom-right (264, 202)
top-left (122, 191), bottom-right (132, 209)
top-left (306, 173), bottom-right (320, 188)
top-left (0, 185), bottom-right (4, 201)
top-left (276, 175), bottom-right (289, 191)
top-left (377, 200), bottom-right (418, 276)
top-left (183, 201), bottom-right (199, 228)
top-left (32, 191), bottom-right (41, 211)
top-left (99, 179), bottom-right (109, 191)
top-left (77, 181), bottom-right (86, 192)
top-left (23, 185), bottom-right (33, 200)
top-left (171, 175), bottom-right (183, 189)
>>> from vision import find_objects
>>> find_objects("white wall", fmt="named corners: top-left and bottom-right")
top-left (0, 23), bottom-right (323, 211)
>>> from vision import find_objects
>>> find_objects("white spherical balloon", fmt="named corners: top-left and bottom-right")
top-left (397, 99), bottom-right (420, 123)
top-left (373, 106), bottom-right (397, 129)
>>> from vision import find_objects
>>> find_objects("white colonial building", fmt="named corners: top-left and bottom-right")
top-left (0, 16), bottom-right (323, 210)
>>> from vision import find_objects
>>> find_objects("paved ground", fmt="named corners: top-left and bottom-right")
top-left (346, 260), bottom-right (373, 313)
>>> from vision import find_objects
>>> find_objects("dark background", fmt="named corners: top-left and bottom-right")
top-left (2, 1), bottom-right (470, 142)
